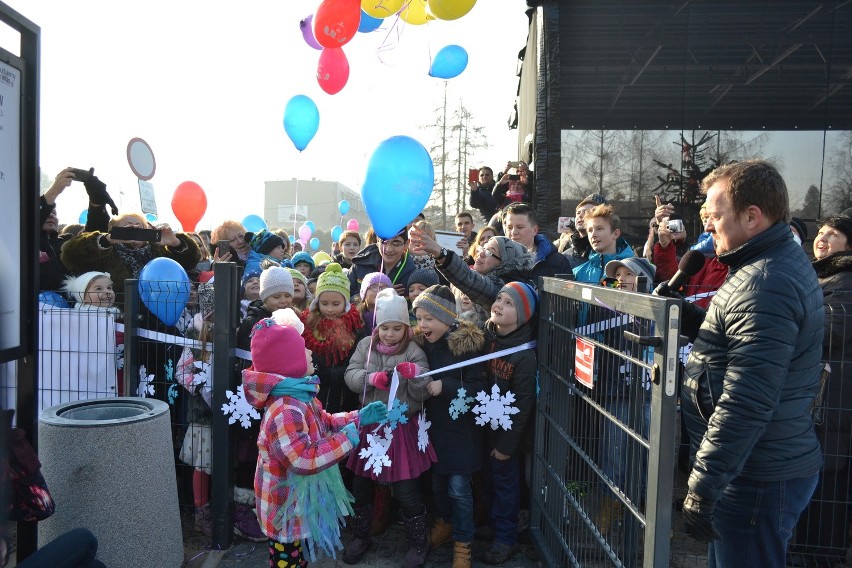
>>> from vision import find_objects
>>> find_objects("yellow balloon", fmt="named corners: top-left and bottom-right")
top-left (400, 0), bottom-right (429, 25)
top-left (426, 0), bottom-right (477, 21)
top-left (361, 0), bottom-right (404, 19)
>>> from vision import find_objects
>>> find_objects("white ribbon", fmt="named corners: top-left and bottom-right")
top-left (415, 341), bottom-right (537, 378)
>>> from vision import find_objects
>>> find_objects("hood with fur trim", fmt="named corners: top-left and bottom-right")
top-left (413, 319), bottom-right (485, 357)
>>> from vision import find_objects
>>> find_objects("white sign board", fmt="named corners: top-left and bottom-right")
top-left (139, 179), bottom-right (158, 215)
top-left (278, 204), bottom-right (308, 224)
top-left (0, 59), bottom-right (21, 352)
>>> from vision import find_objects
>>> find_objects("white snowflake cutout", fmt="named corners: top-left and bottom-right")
top-left (137, 365), bottom-right (155, 397)
top-left (417, 410), bottom-right (431, 453)
top-left (473, 384), bottom-right (520, 431)
top-left (190, 360), bottom-right (211, 388)
top-left (449, 387), bottom-right (475, 420)
top-left (221, 384), bottom-right (261, 429)
top-left (358, 426), bottom-right (393, 476)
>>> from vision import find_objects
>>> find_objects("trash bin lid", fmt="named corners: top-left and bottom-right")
top-left (40, 397), bottom-right (168, 427)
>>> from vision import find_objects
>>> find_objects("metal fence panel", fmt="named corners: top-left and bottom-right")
top-left (531, 277), bottom-right (681, 567)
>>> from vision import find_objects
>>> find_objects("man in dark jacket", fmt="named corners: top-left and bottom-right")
top-left (674, 160), bottom-right (824, 567)
top-left (347, 228), bottom-right (416, 299)
top-left (468, 166), bottom-right (498, 222)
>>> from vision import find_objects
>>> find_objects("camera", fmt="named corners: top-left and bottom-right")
top-left (667, 219), bottom-right (685, 233)
top-left (507, 174), bottom-right (521, 181)
top-left (69, 167), bottom-right (94, 183)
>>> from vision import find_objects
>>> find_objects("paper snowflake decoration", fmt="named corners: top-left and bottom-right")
top-left (137, 365), bottom-right (155, 397)
top-left (115, 343), bottom-right (124, 370)
top-left (417, 411), bottom-right (431, 453)
top-left (189, 360), bottom-right (211, 388)
top-left (380, 400), bottom-right (408, 431)
top-left (449, 387), bottom-right (475, 420)
top-left (358, 426), bottom-right (393, 476)
top-left (473, 384), bottom-right (520, 430)
top-left (164, 359), bottom-right (179, 405)
top-left (221, 384), bottom-right (261, 429)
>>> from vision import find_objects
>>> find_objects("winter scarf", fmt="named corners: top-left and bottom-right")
top-left (302, 306), bottom-right (364, 366)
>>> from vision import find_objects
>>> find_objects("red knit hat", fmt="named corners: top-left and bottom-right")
top-left (249, 308), bottom-right (309, 377)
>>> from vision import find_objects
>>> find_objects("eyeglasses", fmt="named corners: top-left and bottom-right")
top-left (477, 246), bottom-right (501, 260)
top-left (380, 239), bottom-right (406, 249)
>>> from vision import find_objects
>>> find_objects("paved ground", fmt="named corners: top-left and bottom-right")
top-left (186, 523), bottom-right (543, 568)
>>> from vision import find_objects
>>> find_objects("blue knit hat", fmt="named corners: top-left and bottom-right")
top-left (408, 268), bottom-right (439, 289)
top-left (247, 230), bottom-right (285, 256)
top-left (291, 251), bottom-right (315, 270)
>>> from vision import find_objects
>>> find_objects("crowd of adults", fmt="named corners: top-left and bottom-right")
top-left (35, 158), bottom-right (852, 568)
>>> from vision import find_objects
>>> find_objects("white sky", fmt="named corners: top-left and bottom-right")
top-left (1, 1), bottom-right (529, 231)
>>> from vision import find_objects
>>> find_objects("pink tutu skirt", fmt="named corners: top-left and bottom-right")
top-left (346, 414), bottom-right (437, 483)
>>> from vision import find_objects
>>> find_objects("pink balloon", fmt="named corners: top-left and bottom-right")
top-left (299, 225), bottom-right (312, 242)
top-left (300, 15), bottom-right (322, 50)
top-left (346, 219), bottom-right (359, 231)
top-left (317, 47), bottom-right (350, 95)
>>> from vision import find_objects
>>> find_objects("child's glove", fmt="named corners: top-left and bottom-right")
top-left (342, 423), bottom-right (360, 446)
top-left (358, 401), bottom-right (388, 426)
top-left (369, 371), bottom-right (390, 390)
top-left (396, 362), bottom-right (420, 379)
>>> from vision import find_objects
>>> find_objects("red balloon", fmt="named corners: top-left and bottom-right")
top-left (171, 181), bottom-right (207, 232)
top-left (313, 0), bottom-right (360, 48)
top-left (317, 47), bottom-right (350, 95)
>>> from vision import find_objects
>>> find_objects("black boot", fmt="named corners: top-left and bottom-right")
top-left (343, 504), bottom-right (373, 564)
top-left (402, 509), bottom-right (430, 568)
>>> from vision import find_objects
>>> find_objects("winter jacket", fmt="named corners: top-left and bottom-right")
top-left (812, 250), bottom-right (852, 472)
top-left (469, 181), bottom-right (499, 221)
top-left (435, 249), bottom-right (535, 312)
top-left (531, 234), bottom-right (573, 282)
top-left (572, 237), bottom-right (634, 284)
top-left (414, 321), bottom-right (487, 475)
top-left (61, 231), bottom-right (200, 308)
top-left (654, 244), bottom-right (729, 309)
top-left (483, 321), bottom-right (537, 457)
top-left (682, 222), bottom-right (824, 503)
top-left (243, 369), bottom-right (359, 543)
top-left (345, 337), bottom-right (431, 415)
top-left (561, 231), bottom-right (592, 270)
top-left (348, 244), bottom-right (416, 299)
top-left (39, 196), bottom-right (110, 293)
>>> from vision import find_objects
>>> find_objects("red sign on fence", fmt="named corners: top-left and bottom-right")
top-left (575, 338), bottom-right (595, 388)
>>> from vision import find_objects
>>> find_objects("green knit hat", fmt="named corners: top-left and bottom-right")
top-left (309, 263), bottom-right (350, 312)
top-left (287, 268), bottom-right (308, 286)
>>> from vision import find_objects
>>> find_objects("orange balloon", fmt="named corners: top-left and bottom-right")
top-left (171, 181), bottom-right (207, 232)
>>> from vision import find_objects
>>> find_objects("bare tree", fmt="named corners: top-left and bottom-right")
top-left (825, 131), bottom-right (852, 215)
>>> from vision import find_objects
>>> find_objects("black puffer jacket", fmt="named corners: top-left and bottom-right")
top-left (682, 222), bottom-right (824, 502)
top-left (812, 250), bottom-right (852, 472)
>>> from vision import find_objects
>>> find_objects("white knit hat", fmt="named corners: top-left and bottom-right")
top-left (259, 266), bottom-right (294, 302)
top-left (374, 288), bottom-right (409, 328)
top-left (63, 271), bottom-right (112, 304)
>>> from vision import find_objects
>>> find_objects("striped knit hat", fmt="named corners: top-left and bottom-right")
top-left (412, 284), bottom-right (457, 326)
top-left (499, 281), bottom-right (538, 326)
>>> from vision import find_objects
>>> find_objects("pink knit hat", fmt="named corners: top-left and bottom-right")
top-left (250, 308), bottom-right (309, 377)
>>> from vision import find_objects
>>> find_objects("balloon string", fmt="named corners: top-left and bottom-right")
top-left (361, 245), bottom-right (386, 404)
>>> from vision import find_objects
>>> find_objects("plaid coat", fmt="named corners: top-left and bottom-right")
top-left (243, 368), bottom-right (359, 543)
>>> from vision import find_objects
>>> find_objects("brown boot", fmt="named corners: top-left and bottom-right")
top-left (430, 517), bottom-right (453, 549)
top-left (452, 541), bottom-right (472, 568)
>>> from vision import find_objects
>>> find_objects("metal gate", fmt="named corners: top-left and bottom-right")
top-left (530, 277), bottom-right (682, 567)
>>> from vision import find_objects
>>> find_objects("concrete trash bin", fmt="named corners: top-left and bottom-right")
top-left (39, 397), bottom-right (183, 568)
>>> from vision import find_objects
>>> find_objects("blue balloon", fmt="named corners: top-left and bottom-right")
top-left (138, 257), bottom-right (191, 327)
top-left (242, 214), bottom-right (267, 232)
top-left (305, 220), bottom-right (316, 232)
top-left (362, 136), bottom-right (434, 240)
top-left (338, 200), bottom-right (350, 215)
top-left (283, 94), bottom-right (320, 152)
top-left (429, 45), bottom-right (469, 79)
top-left (309, 237), bottom-right (321, 251)
top-left (39, 291), bottom-right (70, 308)
top-left (79, 210), bottom-right (88, 224)
top-left (331, 225), bottom-right (343, 241)
top-left (288, 235), bottom-right (297, 244)
top-left (145, 213), bottom-right (158, 222)
top-left (357, 10), bottom-right (382, 32)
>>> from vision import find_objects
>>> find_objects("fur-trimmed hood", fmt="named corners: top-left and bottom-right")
top-left (490, 249), bottom-right (535, 282)
top-left (813, 250), bottom-right (852, 280)
top-left (413, 319), bottom-right (485, 357)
